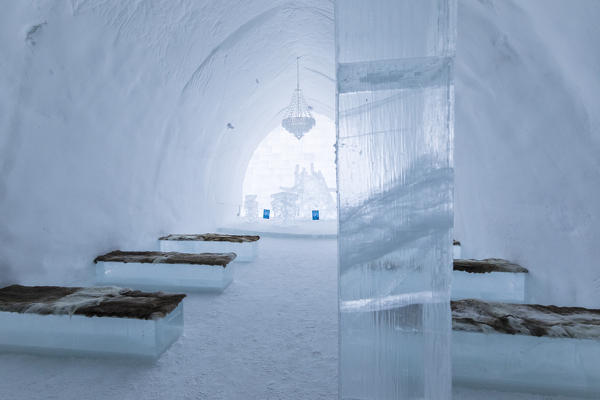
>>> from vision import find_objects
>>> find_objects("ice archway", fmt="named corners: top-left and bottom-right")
top-left (240, 113), bottom-right (337, 223)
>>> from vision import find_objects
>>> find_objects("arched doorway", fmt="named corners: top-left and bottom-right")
top-left (239, 113), bottom-right (336, 232)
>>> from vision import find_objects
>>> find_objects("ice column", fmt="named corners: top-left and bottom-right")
top-left (336, 1), bottom-right (456, 399)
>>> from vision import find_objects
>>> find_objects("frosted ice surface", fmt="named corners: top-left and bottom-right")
top-left (96, 262), bottom-right (234, 292)
top-left (336, 1), bottom-right (456, 399)
top-left (453, 243), bottom-right (461, 259)
top-left (337, 56), bottom-right (452, 94)
top-left (452, 270), bottom-right (526, 303)
top-left (243, 195), bottom-right (259, 223)
top-left (159, 240), bottom-right (258, 263)
top-left (453, 331), bottom-right (600, 397)
top-left (0, 304), bottom-right (183, 359)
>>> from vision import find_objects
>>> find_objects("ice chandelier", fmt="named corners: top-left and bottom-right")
top-left (281, 57), bottom-right (315, 140)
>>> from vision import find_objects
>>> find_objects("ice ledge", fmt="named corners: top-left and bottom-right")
top-left (159, 233), bottom-right (260, 243)
top-left (452, 299), bottom-right (600, 339)
top-left (94, 250), bottom-right (236, 267)
top-left (337, 56), bottom-right (453, 94)
top-left (453, 258), bottom-right (528, 274)
top-left (0, 285), bottom-right (185, 320)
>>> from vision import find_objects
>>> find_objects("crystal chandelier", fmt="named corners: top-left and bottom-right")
top-left (282, 57), bottom-right (315, 140)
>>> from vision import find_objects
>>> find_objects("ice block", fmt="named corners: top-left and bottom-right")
top-left (0, 285), bottom-right (184, 359)
top-left (159, 234), bottom-right (259, 262)
top-left (452, 258), bottom-right (528, 303)
top-left (452, 299), bottom-right (600, 397)
top-left (453, 240), bottom-right (461, 259)
top-left (94, 250), bottom-right (236, 292)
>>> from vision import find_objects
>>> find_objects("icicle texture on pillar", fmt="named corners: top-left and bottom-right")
top-left (336, 0), bottom-right (456, 398)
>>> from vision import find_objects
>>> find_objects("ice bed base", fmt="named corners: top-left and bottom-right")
top-left (0, 303), bottom-right (183, 359)
top-left (452, 270), bottom-right (526, 303)
top-left (453, 240), bottom-right (461, 259)
top-left (96, 262), bottom-right (234, 292)
top-left (453, 330), bottom-right (600, 397)
top-left (452, 299), bottom-right (600, 397)
top-left (452, 259), bottom-right (528, 303)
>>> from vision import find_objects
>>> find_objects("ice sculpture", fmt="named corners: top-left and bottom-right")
top-left (243, 195), bottom-right (259, 222)
top-left (0, 285), bottom-right (184, 359)
top-left (160, 234), bottom-right (259, 263)
top-left (94, 251), bottom-right (236, 292)
top-left (274, 164), bottom-right (337, 221)
top-left (336, 1), bottom-right (456, 399)
top-left (290, 164), bottom-right (336, 220)
top-left (270, 192), bottom-right (299, 223)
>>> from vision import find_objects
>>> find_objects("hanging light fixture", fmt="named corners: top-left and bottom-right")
top-left (282, 57), bottom-right (316, 140)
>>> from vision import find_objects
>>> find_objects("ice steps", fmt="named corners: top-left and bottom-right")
top-left (452, 258), bottom-right (528, 303)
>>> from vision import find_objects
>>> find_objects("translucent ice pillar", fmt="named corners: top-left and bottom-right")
top-left (336, 1), bottom-right (456, 399)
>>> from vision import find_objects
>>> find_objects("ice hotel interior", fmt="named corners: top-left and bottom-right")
top-left (1, 1), bottom-right (600, 399)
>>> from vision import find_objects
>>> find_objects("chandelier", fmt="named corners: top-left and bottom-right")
top-left (282, 57), bottom-right (315, 140)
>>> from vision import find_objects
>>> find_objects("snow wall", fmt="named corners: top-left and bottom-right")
top-left (1, 0), bottom-right (599, 307)
top-left (454, 0), bottom-right (600, 307)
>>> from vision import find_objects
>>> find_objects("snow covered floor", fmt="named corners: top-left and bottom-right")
top-left (0, 237), bottom-right (589, 399)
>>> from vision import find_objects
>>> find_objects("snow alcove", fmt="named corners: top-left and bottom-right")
top-left (1, 0), bottom-right (600, 399)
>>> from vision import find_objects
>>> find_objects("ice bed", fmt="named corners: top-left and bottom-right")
top-left (159, 233), bottom-right (259, 262)
top-left (452, 258), bottom-right (528, 303)
top-left (94, 250), bottom-right (236, 292)
top-left (0, 285), bottom-right (184, 359)
top-left (452, 299), bottom-right (600, 397)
